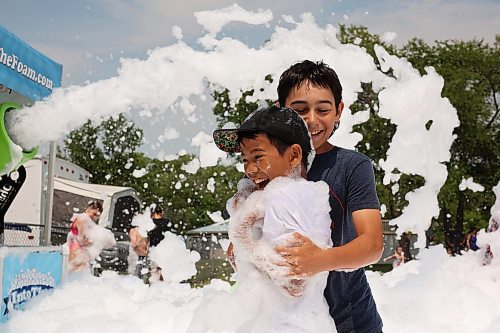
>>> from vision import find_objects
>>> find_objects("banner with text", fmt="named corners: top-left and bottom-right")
top-left (0, 25), bottom-right (62, 101)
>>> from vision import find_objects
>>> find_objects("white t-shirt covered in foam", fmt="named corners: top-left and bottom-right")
top-left (232, 176), bottom-right (335, 333)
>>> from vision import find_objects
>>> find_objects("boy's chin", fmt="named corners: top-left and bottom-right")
top-left (255, 179), bottom-right (270, 190)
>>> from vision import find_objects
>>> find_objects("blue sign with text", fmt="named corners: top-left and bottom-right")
top-left (1, 249), bottom-right (63, 322)
top-left (0, 25), bottom-right (62, 101)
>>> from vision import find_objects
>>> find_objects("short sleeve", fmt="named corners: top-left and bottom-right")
top-left (266, 190), bottom-right (306, 234)
top-left (263, 182), bottom-right (332, 247)
top-left (347, 158), bottom-right (380, 212)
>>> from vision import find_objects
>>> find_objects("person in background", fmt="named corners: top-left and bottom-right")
top-left (128, 222), bottom-right (150, 282)
top-left (487, 218), bottom-right (498, 233)
top-left (446, 227), bottom-right (464, 256)
top-left (148, 204), bottom-right (175, 246)
top-left (147, 204), bottom-right (173, 282)
top-left (465, 227), bottom-right (479, 251)
top-left (399, 232), bottom-right (413, 262)
top-left (383, 246), bottom-right (405, 268)
top-left (483, 245), bottom-right (494, 266)
top-left (425, 226), bottom-right (436, 249)
top-left (67, 201), bottom-right (103, 271)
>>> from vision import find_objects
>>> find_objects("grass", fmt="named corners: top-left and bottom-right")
top-left (188, 258), bottom-right (235, 288)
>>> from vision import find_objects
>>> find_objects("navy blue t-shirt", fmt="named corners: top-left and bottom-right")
top-left (308, 147), bottom-right (383, 333)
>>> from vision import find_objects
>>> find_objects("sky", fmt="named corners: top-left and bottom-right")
top-left (1, 0), bottom-right (499, 156)
top-left (2, 0), bottom-right (499, 86)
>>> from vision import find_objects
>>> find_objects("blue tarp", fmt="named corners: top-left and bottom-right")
top-left (0, 25), bottom-right (62, 102)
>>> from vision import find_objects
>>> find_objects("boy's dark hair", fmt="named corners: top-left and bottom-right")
top-left (87, 201), bottom-right (103, 213)
top-left (238, 131), bottom-right (311, 169)
top-left (277, 60), bottom-right (343, 110)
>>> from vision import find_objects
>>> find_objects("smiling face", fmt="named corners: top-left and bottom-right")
top-left (285, 82), bottom-right (343, 154)
top-left (240, 133), bottom-right (301, 190)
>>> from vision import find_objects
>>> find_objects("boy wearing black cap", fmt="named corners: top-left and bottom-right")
top-left (213, 105), bottom-right (336, 332)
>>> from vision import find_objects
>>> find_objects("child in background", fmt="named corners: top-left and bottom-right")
top-left (67, 201), bottom-right (115, 271)
top-left (128, 215), bottom-right (152, 282)
top-left (383, 246), bottom-right (405, 268)
top-left (483, 245), bottom-right (494, 266)
top-left (466, 227), bottom-right (479, 251)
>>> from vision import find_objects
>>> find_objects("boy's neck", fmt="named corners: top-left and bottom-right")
top-left (317, 144), bottom-right (336, 155)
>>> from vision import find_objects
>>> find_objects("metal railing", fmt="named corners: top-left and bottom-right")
top-left (0, 223), bottom-right (70, 247)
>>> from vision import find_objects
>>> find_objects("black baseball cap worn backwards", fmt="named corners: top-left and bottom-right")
top-left (213, 105), bottom-right (312, 155)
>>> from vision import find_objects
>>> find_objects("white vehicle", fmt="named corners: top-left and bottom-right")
top-left (3, 156), bottom-right (141, 272)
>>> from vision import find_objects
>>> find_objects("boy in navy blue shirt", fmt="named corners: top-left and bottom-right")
top-left (276, 60), bottom-right (384, 333)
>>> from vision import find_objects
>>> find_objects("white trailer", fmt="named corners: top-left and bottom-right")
top-left (3, 156), bottom-right (141, 251)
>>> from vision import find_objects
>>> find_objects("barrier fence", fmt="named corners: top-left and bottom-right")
top-left (1, 223), bottom-right (70, 247)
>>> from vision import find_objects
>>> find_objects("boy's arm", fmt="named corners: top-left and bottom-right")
top-left (130, 228), bottom-right (148, 254)
top-left (231, 211), bottom-right (262, 254)
top-left (277, 209), bottom-right (383, 276)
top-left (383, 254), bottom-right (395, 262)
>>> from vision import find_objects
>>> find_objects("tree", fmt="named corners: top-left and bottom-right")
top-left (136, 155), bottom-right (241, 233)
top-left (63, 113), bottom-right (147, 187)
top-left (399, 38), bottom-right (500, 235)
top-left (212, 74), bottom-right (274, 129)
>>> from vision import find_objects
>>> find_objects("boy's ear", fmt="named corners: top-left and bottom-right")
top-left (336, 101), bottom-right (344, 117)
top-left (289, 144), bottom-right (302, 167)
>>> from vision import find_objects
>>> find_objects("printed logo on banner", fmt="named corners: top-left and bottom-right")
top-left (2, 269), bottom-right (55, 315)
top-left (0, 250), bottom-right (62, 322)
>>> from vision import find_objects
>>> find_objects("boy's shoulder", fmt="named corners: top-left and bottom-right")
top-left (314, 147), bottom-right (372, 170)
top-left (335, 147), bottom-right (372, 163)
top-left (264, 177), bottom-right (329, 200)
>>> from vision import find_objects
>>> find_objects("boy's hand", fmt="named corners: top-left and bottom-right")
top-left (275, 232), bottom-right (327, 277)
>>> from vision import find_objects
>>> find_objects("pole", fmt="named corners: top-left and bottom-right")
top-left (43, 141), bottom-right (57, 245)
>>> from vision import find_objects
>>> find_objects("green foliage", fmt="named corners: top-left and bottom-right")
top-left (212, 75), bottom-right (274, 129)
top-left (136, 155), bottom-right (241, 233)
top-left (337, 26), bottom-right (499, 235)
top-left (63, 113), bottom-right (147, 186)
top-left (399, 38), bottom-right (500, 232)
top-left (337, 24), bottom-right (397, 68)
